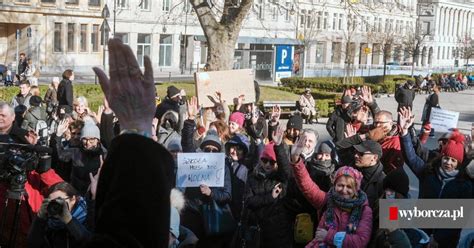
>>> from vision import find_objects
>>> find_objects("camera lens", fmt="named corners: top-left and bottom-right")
top-left (47, 199), bottom-right (63, 216)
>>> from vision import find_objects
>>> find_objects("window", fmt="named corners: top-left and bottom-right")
top-left (139, 0), bottom-right (150, 10)
top-left (323, 12), bottom-right (328, 30)
top-left (162, 0), bottom-right (170, 12)
top-left (16, 0), bottom-right (29, 2)
top-left (422, 21), bottom-right (430, 35)
top-left (66, 0), bottom-right (78, 4)
top-left (88, 0), bottom-right (100, 7)
top-left (317, 11), bottom-right (322, 29)
top-left (91, 24), bottom-right (99, 52)
top-left (256, 0), bottom-right (264, 20)
top-left (80, 24), bottom-right (87, 52)
top-left (41, 0), bottom-right (55, 3)
top-left (366, 16), bottom-right (370, 32)
top-left (271, 6), bottom-right (278, 21)
top-left (137, 34), bottom-right (151, 67)
top-left (437, 46), bottom-right (440, 60)
top-left (159, 34), bottom-right (172, 67)
top-left (378, 18), bottom-right (382, 32)
top-left (299, 14), bottom-right (305, 28)
top-left (115, 33), bottom-right (129, 44)
top-left (338, 14), bottom-right (343, 30)
top-left (333, 13), bottom-right (337, 30)
top-left (67, 23), bottom-right (75, 52)
top-left (285, 2), bottom-right (290, 21)
top-left (117, 0), bottom-right (127, 8)
top-left (54, 23), bottom-right (63, 52)
top-left (306, 14), bottom-right (311, 29)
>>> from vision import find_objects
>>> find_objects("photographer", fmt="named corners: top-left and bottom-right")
top-left (0, 102), bottom-right (63, 247)
top-left (28, 181), bottom-right (93, 248)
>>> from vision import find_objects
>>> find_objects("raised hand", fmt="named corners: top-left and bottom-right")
top-left (187, 96), bottom-right (199, 120)
top-left (272, 124), bottom-right (286, 146)
top-left (360, 86), bottom-right (373, 104)
top-left (398, 107), bottom-right (414, 135)
top-left (271, 105), bottom-right (281, 123)
top-left (345, 123), bottom-right (357, 138)
top-left (56, 119), bottom-right (69, 137)
top-left (92, 38), bottom-right (155, 135)
top-left (251, 103), bottom-right (259, 125)
top-left (290, 134), bottom-right (306, 163)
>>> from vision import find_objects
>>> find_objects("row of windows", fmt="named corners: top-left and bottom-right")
top-left (53, 23), bottom-right (100, 53)
top-left (15, 0), bottom-right (100, 6)
top-left (114, 33), bottom-right (173, 67)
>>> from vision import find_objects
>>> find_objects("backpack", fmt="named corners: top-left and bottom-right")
top-left (35, 119), bottom-right (49, 146)
top-left (294, 213), bottom-right (314, 244)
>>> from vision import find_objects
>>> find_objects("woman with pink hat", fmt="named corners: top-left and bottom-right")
top-left (290, 134), bottom-right (373, 248)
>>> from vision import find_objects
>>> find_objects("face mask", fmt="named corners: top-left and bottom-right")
top-left (314, 159), bottom-right (333, 168)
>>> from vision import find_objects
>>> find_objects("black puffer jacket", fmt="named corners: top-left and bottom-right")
top-left (244, 143), bottom-right (292, 248)
top-left (55, 136), bottom-right (107, 195)
top-left (326, 106), bottom-right (351, 142)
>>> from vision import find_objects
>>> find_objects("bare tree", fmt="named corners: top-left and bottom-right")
top-left (456, 33), bottom-right (474, 69)
top-left (188, 0), bottom-right (253, 71)
top-left (403, 23), bottom-right (430, 77)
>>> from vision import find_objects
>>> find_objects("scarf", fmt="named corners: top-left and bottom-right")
top-left (325, 187), bottom-right (367, 234)
top-left (48, 197), bottom-right (87, 230)
top-left (310, 160), bottom-right (335, 176)
top-left (437, 166), bottom-right (459, 190)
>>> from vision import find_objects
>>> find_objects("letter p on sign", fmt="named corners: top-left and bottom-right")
top-left (389, 207), bottom-right (398, 220)
top-left (281, 49), bottom-right (287, 64)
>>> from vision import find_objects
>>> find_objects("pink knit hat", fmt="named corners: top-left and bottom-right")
top-left (260, 142), bottom-right (277, 161)
top-left (333, 166), bottom-right (363, 191)
top-left (229, 112), bottom-right (245, 128)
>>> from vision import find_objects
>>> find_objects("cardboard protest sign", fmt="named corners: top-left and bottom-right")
top-left (176, 153), bottom-right (225, 187)
top-left (194, 69), bottom-right (256, 108)
top-left (429, 108), bottom-right (460, 133)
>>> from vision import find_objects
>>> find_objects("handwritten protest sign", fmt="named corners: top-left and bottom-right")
top-left (194, 69), bottom-right (256, 108)
top-left (429, 108), bottom-right (459, 133)
top-left (176, 153), bottom-right (225, 188)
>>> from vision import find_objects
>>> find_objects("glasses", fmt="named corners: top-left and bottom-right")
top-left (82, 138), bottom-right (98, 143)
top-left (261, 158), bottom-right (277, 166)
top-left (203, 147), bottom-right (219, 153)
top-left (356, 151), bottom-right (374, 157)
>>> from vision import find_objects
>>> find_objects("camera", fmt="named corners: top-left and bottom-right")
top-left (47, 198), bottom-right (64, 216)
top-left (0, 143), bottom-right (52, 194)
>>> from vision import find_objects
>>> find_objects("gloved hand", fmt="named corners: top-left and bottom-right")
top-left (38, 198), bottom-right (51, 219)
top-left (423, 122), bottom-right (431, 133)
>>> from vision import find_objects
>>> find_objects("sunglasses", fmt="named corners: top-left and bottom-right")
top-left (356, 151), bottom-right (374, 157)
top-left (261, 158), bottom-right (277, 166)
top-left (203, 147), bottom-right (219, 153)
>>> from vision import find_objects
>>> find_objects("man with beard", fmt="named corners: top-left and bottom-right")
top-left (55, 118), bottom-right (106, 195)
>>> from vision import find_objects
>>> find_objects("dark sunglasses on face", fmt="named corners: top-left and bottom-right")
top-left (261, 158), bottom-right (277, 166)
top-left (203, 147), bottom-right (219, 153)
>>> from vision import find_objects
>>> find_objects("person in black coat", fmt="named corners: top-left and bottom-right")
top-left (57, 69), bottom-right (74, 113)
top-left (155, 85), bottom-right (182, 121)
top-left (395, 80), bottom-right (415, 112)
top-left (244, 126), bottom-right (292, 248)
top-left (84, 38), bottom-right (174, 248)
top-left (28, 182), bottom-right (93, 248)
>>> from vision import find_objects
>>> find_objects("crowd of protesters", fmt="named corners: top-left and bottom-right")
top-left (0, 39), bottom-right (472, 248)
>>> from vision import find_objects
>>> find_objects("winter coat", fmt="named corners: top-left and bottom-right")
top-left (21, 106), bottom-right (47, 131)
top-left (244, 143), bottom-right (292, 248)
top-left (395, 86), bottom-right (415, 111)
top-left (155, 98), bottom-right (180, 120)
top-left (326, 106), bottom-right (351, 142)
top-left (27, 197), bottom-right (94, 248)
top-left (57, 79), bottom-right (73, 113)
top-left (83, 134), bottom-right (173, 248)
top-left (299, 94), bottom-right (316, 109)
top-left (54, 136), bottom-right (107, 195)
top-left (44, 87), bottom-right (58, 105)
top-left (401, 133), bottom-right (472, 247)
top-left (421, 93), bottom-right (439, 123)
top-left (292, 159), bottom-right (373, 248)
top-left (378, 125), bottom-right (404, 174)
top-left (11, 93), bottom-right (32, 109)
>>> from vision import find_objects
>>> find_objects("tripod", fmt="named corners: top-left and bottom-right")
top-left (0, 189), bottom-right (28, 248)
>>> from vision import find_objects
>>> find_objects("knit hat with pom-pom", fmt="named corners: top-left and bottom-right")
top-left (441, 129), bottom-right (465, 164)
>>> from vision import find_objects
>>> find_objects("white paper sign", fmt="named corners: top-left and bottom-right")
top-left (176, 153), bottom-right (225, 188)
top-left (429, 108), bottom-right (460, 133)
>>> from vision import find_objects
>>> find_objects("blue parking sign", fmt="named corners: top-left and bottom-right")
top-left (275, 45), bottom-right (293, 81)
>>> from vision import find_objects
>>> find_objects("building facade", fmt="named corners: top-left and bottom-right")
top-left (0, 0), bottom-right (104, 74)
top-left (1, 0), bottom-right (473, 80)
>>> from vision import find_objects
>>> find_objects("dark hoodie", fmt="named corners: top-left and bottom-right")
top-left (358, 162), bottom-right (386, 209)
